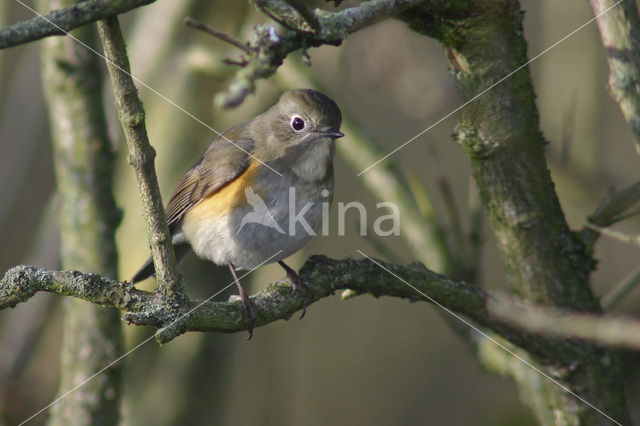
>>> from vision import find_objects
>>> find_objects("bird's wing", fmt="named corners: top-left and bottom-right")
top-left (165, 125), bottom-right (255, 228)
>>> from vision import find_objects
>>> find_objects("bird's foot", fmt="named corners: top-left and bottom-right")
top-left (278, 261), bottom-right (308, 319)
top-left (228, 262), bottom-right (264, 339)
top-left (235, 284), bottom-right (260, 339)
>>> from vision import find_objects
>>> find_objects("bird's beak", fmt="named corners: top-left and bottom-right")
top-left (319, 128), bottom-right (345, 139)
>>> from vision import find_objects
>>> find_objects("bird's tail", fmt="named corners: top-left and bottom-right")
top-left (130, 243), bottom-right (191, 283)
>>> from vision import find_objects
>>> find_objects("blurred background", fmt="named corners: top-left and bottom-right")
top-left (1, 0), bottom-right (640, 424)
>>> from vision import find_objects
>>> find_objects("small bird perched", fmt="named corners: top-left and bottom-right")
top-left (131, 89), bottom-right (343, 336)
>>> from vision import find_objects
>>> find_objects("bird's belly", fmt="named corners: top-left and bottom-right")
top-left (181, 182), bottom-right (330, 270)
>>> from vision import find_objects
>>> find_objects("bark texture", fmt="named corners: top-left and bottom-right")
top-left (39, 0), bottom-right (122, 423)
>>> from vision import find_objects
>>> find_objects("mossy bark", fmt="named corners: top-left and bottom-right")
top-left (39, 0), bottom-right (122, 424)
top-left (404, 1), bottom-right (630, 424)
top-left (97, 16), bottom-right (185, 302)
top-left (0, 0), bottom-right (156, 49)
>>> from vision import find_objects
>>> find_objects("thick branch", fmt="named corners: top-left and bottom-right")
top-left (589, 0), bottom-right (640, 153)
top-left (403, 1), bottom-right (630, 423)
top-left (39, 1), bottom-right (122, 421)
top-left (0, 0), bottom-right (155, 50)
top-left (96, 16), bottom-right (184, 301)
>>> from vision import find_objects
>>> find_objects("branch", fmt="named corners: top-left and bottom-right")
top-left (0, 0), bottom-right (155, 50)
top-left (96, 17), bottom-right (184, 301)
top-left (184, 17), bottom-right (252, 54)
top-left (589, 0), bottom-right (640, 154)
top-left (584, 222), bottom-right (640, 246)
top-left (405, 2), bottom-right (631, 422)
top-left (489, 296), bottom-right (640, 351)
top-left (2, 256), bottom-right (482, 344)
top-left (212, 0), bottom-right (430, 107)
top-left (581, 179), bottom-right (640, 250)
top-left (0, 255), bottom-right (624, 365)
top-left (601, 264), bottom-right (640, 309)
top-left (40, 3), bottom-right (123, 421)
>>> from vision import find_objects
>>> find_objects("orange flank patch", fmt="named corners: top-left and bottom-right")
top-left (185, 160), bottom-right (261, 221)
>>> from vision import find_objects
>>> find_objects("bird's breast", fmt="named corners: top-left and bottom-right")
top-left (180, 161), bottom-right (333, 269)
top-left (290, 138), bottom-right (334, 182)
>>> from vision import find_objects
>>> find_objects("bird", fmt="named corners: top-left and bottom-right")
top-left (131, 88), bottom-right (343, 337)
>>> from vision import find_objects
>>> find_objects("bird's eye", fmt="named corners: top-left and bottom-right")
top-left (290, 116), bottom-right (305, 131)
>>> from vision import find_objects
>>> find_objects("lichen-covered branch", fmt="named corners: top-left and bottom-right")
top-left (1, 257), bottom-right (484, 344)
top-left (214, 0), bottom-right (436, 107)
top-left (96, 16), bottom-right (184, 302)
top-left (39, 0), bottom-right (122, 421)
top-left (589, 0), bottom-right (640, 153)
top-left (0, 0), bottom-right (155, 50)
top-left (0, 255), bottom-right (620, 366)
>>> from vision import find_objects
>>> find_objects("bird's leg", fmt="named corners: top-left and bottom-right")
top-left (228, 262), bottom-right (256, 339)
top-left (278, 260), bottom-right (308, 319)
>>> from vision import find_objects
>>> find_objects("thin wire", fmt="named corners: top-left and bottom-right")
top-left (357, 0), bottom-right (624, 176)
top-left (18, 250), bottom-right (283, 425)
top-left (356, 250), bottom-right (621, 425)
top-left (13, 0), bottom-right (283, 177)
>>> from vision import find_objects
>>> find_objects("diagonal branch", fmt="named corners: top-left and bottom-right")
top-left (581, 179), bottom-right (640, 250)
top-left (96, 17), bottom-right (184, 302)
top-left (184, 17), bottom-right (252, 54)
top-left (0, 0), bottom-right (155, 50)
top-left (589, 0), bottom-right (640, 153)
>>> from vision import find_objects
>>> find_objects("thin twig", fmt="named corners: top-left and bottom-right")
top-left (429, 143), bottom-right (466, 267)
top-left (602, 264), bottom-right (640, 309)
top-left (560, 93), bottom-right (577, 165)
top-left (585, 222), bottom-right (640, 246)
top-left (582, 179), bottom-right (640, 249)
top-left (605, 207), bottom-right (640, 223)
top-left (223, 58), bottom-right (249, 67)
top-left (406, 173), bottom-right (436, 220)
top-left (467, 176), bottom-right (483, 283)
top-left (184, 17), bottom-right (252, 54)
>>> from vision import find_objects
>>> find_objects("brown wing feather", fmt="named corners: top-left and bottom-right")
top-left (164, 127), bottom-right (255, 228)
